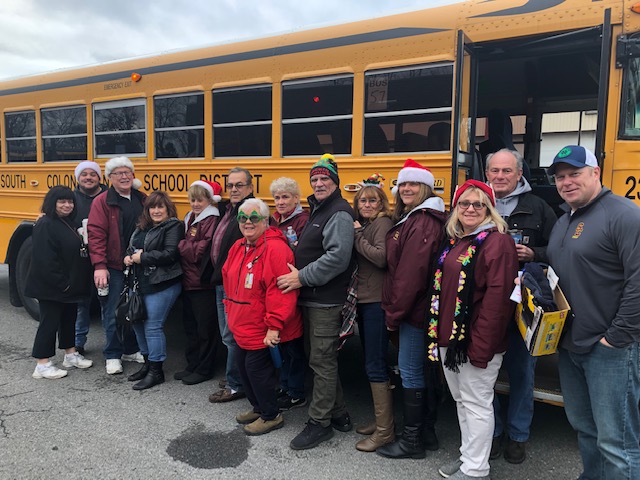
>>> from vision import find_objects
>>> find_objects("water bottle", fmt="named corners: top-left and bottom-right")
top-left (269, 345), bottom-right (283, 369)
top-left (285, 226), bottom-right (297, 247)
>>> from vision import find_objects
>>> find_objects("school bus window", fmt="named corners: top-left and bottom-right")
top-left (364, 64), bottom-right (453, 154)
top-left (93, 99), bottom-right (146, 157)
top-left (41, 105), bottom-right (87, 162)
top-left (154, 93), bottom-right (204, 159)
top-left (5, 111), bottom-right (36, 163)
top-left (621, 56), bottom-right (640, 139)
top-left (282, 75), bottom-right (353, 156)
top-left (213, 85), bottom-right (271, 157)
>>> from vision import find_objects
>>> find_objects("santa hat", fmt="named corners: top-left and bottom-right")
top-left (397, 159), bottom-right (435, 188)
top-left (105, 156), bottom-right (142, 190)
top-left (190, 180), bottom-right (222, 203)
top-left (452, 179), bottom-right (496, 207)
top-left (74, 161), bottom-right (101, 181)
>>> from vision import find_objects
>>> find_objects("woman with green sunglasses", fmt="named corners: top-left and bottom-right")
top-left (222, 198), bottom-right (303, 436)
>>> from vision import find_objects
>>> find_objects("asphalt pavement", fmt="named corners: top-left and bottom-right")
top-left (0, 265), bottom-right (582, 479)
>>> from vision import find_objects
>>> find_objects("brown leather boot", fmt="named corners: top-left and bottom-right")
top-left (356, 421), bottom-right (376, 435)
top-left (356, 381), bottom-right (395, 452)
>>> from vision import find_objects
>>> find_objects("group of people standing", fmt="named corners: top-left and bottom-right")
top-left (27, 142), bottom-right (640, 479)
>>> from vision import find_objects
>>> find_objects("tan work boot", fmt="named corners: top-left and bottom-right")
top-left (356, 381), bottom-right (395, 452)
top-left (243, 413), bottom-right (284, 436)
top-left (236, 409), bottom-right (261, 424)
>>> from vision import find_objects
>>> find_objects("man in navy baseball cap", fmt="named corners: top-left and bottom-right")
top-left (547, 145), bottom-right (598, 174)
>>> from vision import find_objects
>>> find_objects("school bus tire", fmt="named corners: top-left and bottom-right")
top-left (15, 236), bottom-right (39, 321)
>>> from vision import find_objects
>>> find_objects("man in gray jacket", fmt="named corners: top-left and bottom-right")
top-left (486, 149), bottom-right (556, 464)
top-left (547, 145), bottom-right (640, 479)
top-left (277, 154), bottom-right (355, 450)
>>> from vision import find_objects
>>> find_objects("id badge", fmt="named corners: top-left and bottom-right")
top-left (244, 273), bottom-right (254, 289)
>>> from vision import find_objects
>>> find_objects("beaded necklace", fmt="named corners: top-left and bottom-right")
top-left (427, 230), bottom-right (491, 372)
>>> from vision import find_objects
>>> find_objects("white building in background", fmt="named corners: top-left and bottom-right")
top-left (476, 111), bottom-right (597, 167)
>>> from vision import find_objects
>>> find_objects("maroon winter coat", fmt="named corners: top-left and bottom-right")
top-left (88, 187), bottom-right (147, 271)
top-left (178, 205), bottom-right (220, 291)
top-left (437, 227), bottom-right (518, 368)
top-left (270, 205), bottom-right (309, 239)
top-left (382, 197), bottom-right (447, 330)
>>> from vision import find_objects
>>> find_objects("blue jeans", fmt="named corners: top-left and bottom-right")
top-left (280, 337), bottom-right (306, 399)
top-left (216, 285), bottom-right (243, 392)
top-left (101, 268), bottom-right (138, 359)
top-left (559, 343), bottom-right (640, 479)
top-left (133, 282), bottom-right (181, 362)
top-left (398, 322), bottom-right (425, 389)
top-left (357, 302), bottom-right (389, 383)
top-left (493, 324), bottom-right (537, 442)
top-left (75, 298), bottom-right (92, 349)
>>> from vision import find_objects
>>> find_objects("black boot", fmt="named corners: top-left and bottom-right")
top-left (128, 355), bottom-right (149, 382)
top-left (133, 361), bottom-right (165, 390)
top-left (376, 388), bottom-right (425, 459)
top-left (423, 362), bottom-right (443, 451)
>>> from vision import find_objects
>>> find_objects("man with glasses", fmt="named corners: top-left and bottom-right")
top-left (277, 154), bottom-right (356, 450)
top-left (88, 157), bottom-right (146, 375)
top-left (208, 167), bottom-right (254, 403)
top-left (547, 145), bottom-right (640, 479)
top-left (484, 148), bottom-right (556, 464)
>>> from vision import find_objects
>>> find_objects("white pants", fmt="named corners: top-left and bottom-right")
top-left (440, 347), bottom-right (503, 478)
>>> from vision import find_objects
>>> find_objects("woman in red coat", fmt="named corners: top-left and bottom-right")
top-left (430, 180), bottom-right (518, 480)
top-left (223, 198), bottom-right (303, 436)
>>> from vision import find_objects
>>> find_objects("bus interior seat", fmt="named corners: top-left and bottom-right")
top-left (426, 122), bottom-right (451, 151)
top-left (396, 132), bottom-right (428, 152)
top-left (479, 109), bottom-right (531, 181)
top-left (364, 123), bottom-right (390, 153)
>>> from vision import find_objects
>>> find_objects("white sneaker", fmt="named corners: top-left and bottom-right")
top-left (106, 359), bottom-right (123, 374)
top-left (63, 352), bottom-right (93, 369)
top-left (32, 362), bottom-right (68, 379)
top-left (121, 352), bottom-right (144, 363)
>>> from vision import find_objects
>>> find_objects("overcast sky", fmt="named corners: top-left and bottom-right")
top-left (0, 0), bottom-right (462, 81)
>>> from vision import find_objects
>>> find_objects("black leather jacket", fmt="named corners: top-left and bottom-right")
top-left (133, 218), bottom-right (184, 285)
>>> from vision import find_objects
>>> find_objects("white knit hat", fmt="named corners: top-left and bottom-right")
top-left (105, 156), bottom-right (142, 190)
top-left (74, 161), bottom-right (101, 181)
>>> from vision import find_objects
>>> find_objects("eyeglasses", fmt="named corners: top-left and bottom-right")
top-left (110, 170), bottom-right (132, 177)
top-left (457, 200), bottom-right (486, 210)
top-left (358, 198), bottom-right (380, 205)
top-left (237, 212), bottom-right (265, 224)
top-left (226, 182), bottom-right (249, 190)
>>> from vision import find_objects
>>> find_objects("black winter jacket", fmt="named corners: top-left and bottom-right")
top-left (25, 216), bottom-right (92, 302)
top-left (506, 192), bottom-right (557, 265)
top-left (132, 218), bottom-right (184, 285)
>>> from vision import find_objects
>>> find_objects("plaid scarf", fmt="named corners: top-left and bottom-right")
top-left (426, 230), bottom-right (491, 372)
top-left (338, 264), bottom-right (358, 350)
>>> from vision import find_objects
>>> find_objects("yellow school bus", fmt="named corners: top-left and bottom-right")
top-left (4, 0), bottom-right (640, 404)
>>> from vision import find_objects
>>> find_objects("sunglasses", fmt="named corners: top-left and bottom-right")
top-left (237, 212), bottom-right (265, 224)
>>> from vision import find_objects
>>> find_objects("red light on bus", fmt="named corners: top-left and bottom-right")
top-left (313, 96), bottom-right (320, 103)
top-left (632, 3), bottom-right (640, 13)
top-left (131, 72), bottom-right (142, 82)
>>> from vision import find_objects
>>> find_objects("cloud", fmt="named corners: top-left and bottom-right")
top-left (0, 0), bottom-right (456, 80)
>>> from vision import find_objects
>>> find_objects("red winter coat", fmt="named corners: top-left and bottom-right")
top-left (222, 227), bottom-right (303, 350)
top-left (178, 205), bottom-right (220, 291)
top-left (382, 198), bottom-right (447, 330)
top-left (437, 227), bottom-right (518, 368)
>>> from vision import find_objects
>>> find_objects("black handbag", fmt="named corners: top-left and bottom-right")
top-left (116, 267), bottom-right (147, 325)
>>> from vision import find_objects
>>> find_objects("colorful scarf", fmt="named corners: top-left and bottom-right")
top-left (427, 230), bottom-right (491, 372)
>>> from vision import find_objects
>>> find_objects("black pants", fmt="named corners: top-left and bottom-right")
top-left (236, 347), bottom-right (278, 420)
top-left (32, 300), bottom-right (76, 359)
top-left (182, 290), bottom-right (219, 376)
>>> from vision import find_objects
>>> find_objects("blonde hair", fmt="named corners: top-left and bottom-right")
top-left (270, 177), bottom-right (301, 197)
top-left (188, 184), bottom-right (214, 204)
top-left (446, 186), bottom-right (507, 238)
top-left (392, 183), bottom-right (436, 223)
top-left (353, 185), bottom-right (391, 221)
